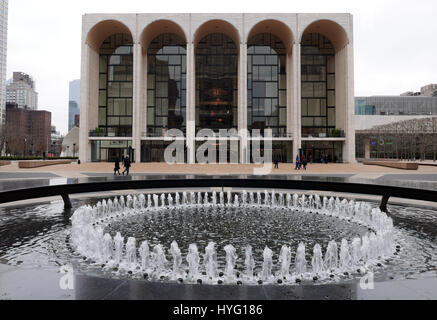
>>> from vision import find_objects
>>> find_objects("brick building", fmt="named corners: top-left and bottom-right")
top-left (5, 104), bottom-right (51, 156)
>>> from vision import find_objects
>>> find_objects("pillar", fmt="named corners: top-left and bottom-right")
top-left (292, 42), bottom-right (301, 161)
top-left (186, 42), bottom-right (196, 164)
top-left (132, 42), bottom-right (142, 162)
top-left (239, 42), bottom-right (248, 164)
top-left (79, 43), bottom-right (90, 162)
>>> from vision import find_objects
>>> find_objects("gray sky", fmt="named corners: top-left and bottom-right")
top-left (7, 0), bottom-right (437, 135)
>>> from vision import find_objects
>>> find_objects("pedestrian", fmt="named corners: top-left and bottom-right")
top-left (295, 155), bottom-right (300, 170)
top-left (114, 157), bottom-right (121, 175)
top-left (302, 156), bottom-right (308, 171)
top-left (122, 155), bottom-right (131, 176)
top-left (274, 157), bottom-right (279, 169)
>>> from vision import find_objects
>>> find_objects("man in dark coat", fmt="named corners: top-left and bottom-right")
top-left (122, 156), bottom-right (131, 176)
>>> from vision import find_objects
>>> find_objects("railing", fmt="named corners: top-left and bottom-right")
top-left (89, 130), bottom-right (132, 138)
top-left (0, 175), bottom-right (436, 212)
top-left (302, 130), bottom-right (345, 138)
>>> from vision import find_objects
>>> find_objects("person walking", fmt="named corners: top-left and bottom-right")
top-left (274, 157), bottom-right (279, 169)
top-left (114, 157), bottom-right (121, 176)
top-left (122, 156), bottom-right (131, 176)
top-left (295, 155), bottom-right (301, 170)
top-left (302, 156), bottom-right (308, 171)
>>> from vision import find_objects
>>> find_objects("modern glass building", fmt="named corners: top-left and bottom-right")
top-left (355, 96), bottom-right (437, 116)
top-left (79, 13), bottom-right (355, 163)
top-left (354, 96), bottom-right (437, 160)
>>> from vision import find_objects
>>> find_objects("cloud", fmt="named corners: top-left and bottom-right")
top-left (6, 0), bottom-right (437, 134)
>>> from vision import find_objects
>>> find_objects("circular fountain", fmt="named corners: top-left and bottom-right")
top-left (69, 190), bottom-right (396, 286)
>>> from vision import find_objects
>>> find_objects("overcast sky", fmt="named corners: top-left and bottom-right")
top-left (6, 0), bottom-right (437, 135)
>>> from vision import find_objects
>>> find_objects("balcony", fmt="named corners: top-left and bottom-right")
top-left (143, 128), bottom-right (187, 138)
top-left (302, 129), bottom-right (345, 139)
top-left (89, 129), bottom-right (132, 138)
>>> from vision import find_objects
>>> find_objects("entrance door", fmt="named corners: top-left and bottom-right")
top-left (108, 149), bottom-right (124, 163)
top-left (305, 147), bottom-right (335, 163)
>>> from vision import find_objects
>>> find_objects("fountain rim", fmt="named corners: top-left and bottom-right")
top-left (70, 191), bottom-right (396, 286)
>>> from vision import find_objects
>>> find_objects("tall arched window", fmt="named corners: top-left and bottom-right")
top-left (195, 33), bottom-right (238, 133)
top-left (147, 33), bottom-right (187, 137)
top-left (301, 33), bottom-right (335, 136)
top-left (98, 33), bottom-right (133, 137)
top-left (247, 33), bottom-right (287, 137)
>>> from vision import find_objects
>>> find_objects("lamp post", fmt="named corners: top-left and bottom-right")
top-left (73, 143), bottom-right (76, 158)
top-left (67, 145), bottom-right (70, 157)
top-left (24, 138), bottom-right (27, 157)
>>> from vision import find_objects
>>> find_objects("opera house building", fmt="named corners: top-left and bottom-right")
top-left (79, 13), bottom-right (355, 164)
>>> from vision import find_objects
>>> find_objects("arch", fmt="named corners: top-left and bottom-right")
top-left (140, 19), bottom-right (187, 51)
top-left (247, 19), bottom-right (294, 53)
top-left (300, 19), bottom-right (349, 52)
top-left (194, 19), bottom-right (240, 49)
top-left (86, 19), bottom-right (134, 51)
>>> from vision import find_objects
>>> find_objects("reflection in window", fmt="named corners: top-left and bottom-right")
top-left (147, 34), bottom-right (187, 137)
top-left (98, 33), bottom-right (133, 137)
top-left (301, 33), bottom-right (335, 136)
top-left (196, 33), bottom-right (238, 133)
top-left (248, 33), bottom-right (286, 137)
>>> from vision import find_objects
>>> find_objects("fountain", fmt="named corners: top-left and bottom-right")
top-left (70, 189), bottom-right (397, 286)
top-left (224, 245), bottom-right (237, 281)
top-left (186, 244), bottom-right (201, 280)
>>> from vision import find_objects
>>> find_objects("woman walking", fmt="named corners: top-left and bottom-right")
top-left (114, 157), bottom-right (121, 175)
top-left (295, 155), bottom-right (301, 170)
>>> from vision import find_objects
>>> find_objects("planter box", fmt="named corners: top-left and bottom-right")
top-left (363, 161), bottom-right (418, 170)
top-left (18, 160), bottom-right (73, 169)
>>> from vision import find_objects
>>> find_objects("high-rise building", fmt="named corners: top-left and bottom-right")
top-left (6, 72), bottom-right (38, 110)
top-left (0, 0), bottom-right (8, 125)
top-left (68, 79), bottom-right (80, 131)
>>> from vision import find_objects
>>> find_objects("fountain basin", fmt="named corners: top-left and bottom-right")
top-left (70, 191), bottom-right (396, 286)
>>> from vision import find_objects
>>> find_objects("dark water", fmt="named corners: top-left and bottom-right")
top-left (1, 196), bottom-right (437, 283)
top-left (103, 206), bottom-right (369, 271)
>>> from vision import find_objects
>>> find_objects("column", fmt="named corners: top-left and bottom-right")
top-left (291, 42), bottom-right (301, 161)
top-left (79, 43), bottom-right (90, 162)
top-left (132, 42), bottom-right (142, 163)
top-left (364, 138), bottom-right (371, 159)
top-left (238, 42), bottom-right (248, 164)
top-left (343, 43), bottom-right (356, 163)
top-left (186, 42), bottom-right (196, 164)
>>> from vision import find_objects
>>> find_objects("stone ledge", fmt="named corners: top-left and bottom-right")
top-left (363, 161), bottom-right (418, 170)
top-left (18, 160), bottom-right (73, 169)
top-left (0, 161), bottom-right (11, 166)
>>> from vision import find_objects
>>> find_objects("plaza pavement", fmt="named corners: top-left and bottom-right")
top-left (0, 161), bottom-right (437, 180)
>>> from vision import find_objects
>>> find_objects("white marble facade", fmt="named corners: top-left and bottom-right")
top-left (79, 13), bottom-right (355, 163)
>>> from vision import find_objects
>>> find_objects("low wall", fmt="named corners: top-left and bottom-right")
top-left (18, 160), bottom-right (73, 169)
top-left (363, 161), bottom-right (418, 170)
top-left (0, 161), bottom-right (11, 166)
